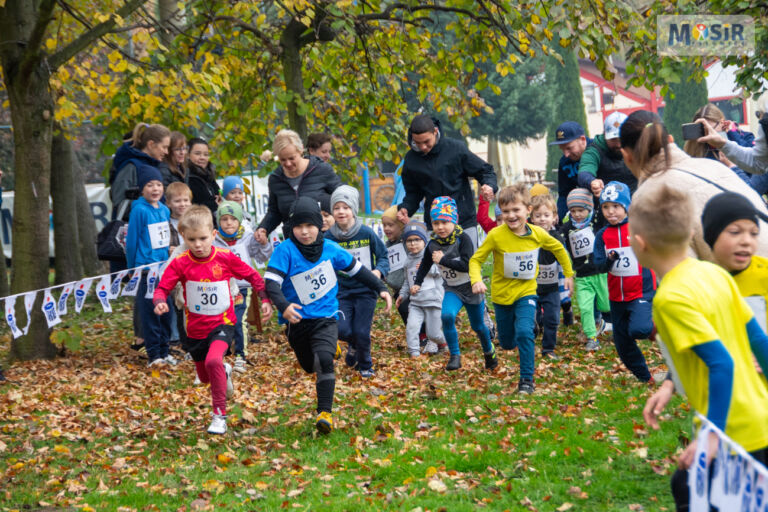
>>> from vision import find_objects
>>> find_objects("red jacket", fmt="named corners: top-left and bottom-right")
top-left (477, 197), bottom-right (499, 235)
top-left (594, 220), bottom-right (656, 302)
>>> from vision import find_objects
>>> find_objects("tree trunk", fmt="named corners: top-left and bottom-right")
top-left (51, 126), bottom-right (84, 284)
top-left (157, 0), bottom-right (180, 48)
top-left (74, 155), bottom-right (101, 277)
top-left (0, 238), bottom-right (9, 298)
top-left (280, 20), bottom-right (308, 140)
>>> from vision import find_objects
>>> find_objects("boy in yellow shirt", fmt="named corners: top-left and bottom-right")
top-left (469, 184), bottom-right (574, 394)
top-left (629, 184), bottom-right (768, 509)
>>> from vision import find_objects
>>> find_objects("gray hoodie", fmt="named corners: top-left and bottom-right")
top-left (399, 247), bottom-right (444, 308)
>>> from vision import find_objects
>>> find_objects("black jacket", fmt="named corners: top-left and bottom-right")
top-left (258, 156), bottom-right (341, 237)
top-left (399, 122), bottom-right (497, 230)
top-left (559, 217), bottom-right (603, 278)
top-left (188, 163), bottom-right (220, 215)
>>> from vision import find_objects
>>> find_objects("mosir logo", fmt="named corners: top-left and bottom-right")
top-left (658, 15), bottom-right (753, 56)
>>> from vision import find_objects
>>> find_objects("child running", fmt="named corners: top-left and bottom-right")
top-left (213, 201), bottom-right (273, 373)
top-left (414, 196), bottom-right (493, 372)
top-left (397, 222), bottom-right (446, 357)
top-left (165, 182), bottom-right (193, 348)
top-left (153, 205), bottom-right (273, 434)
top-left (324, 185), bottom-right (390, 378)
top-left (594, 181), bottom-right (655, 382)
top-left (529, 193), bottom-right (567, 359)
top-left (560, 188), bottom-right (610, 351)
top-left (470, 185), bottom-right (573, 393)
top-left (381, 206), bottom-right (409, 327)
top-left (630, 184), bottom-right (768, 509)
top-left (264, 197), bottom-right (392, 433)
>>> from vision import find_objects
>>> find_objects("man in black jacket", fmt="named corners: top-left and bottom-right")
top-left (396, 115), bottom-right (498, 248)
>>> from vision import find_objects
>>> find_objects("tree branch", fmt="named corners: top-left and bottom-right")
top-left (20, 0), bottom-right (57, 78)
top-left (47, 0), bottom-right (148, 70)
top-left (211, 15), bottom-right (280, 54)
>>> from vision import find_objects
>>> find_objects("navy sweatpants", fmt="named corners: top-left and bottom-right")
top-left (609, 298), bottom-right (652, 382)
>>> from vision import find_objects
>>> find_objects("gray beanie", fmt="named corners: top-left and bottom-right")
top-left (330, 185), bottom-right (359, 216)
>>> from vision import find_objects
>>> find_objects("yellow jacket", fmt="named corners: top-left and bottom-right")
top-left (469, 223), bottom-right (574, 305)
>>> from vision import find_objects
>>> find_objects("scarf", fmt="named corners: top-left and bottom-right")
top-left (289, 232), bottom-right (325, 263)
top-left (571, 210), bottom-right (594, 230)
top-left (329, 217), bottom-right (363, 241)
top-left (218, 224), bottom-right (244, 240)
top-left (431, 224), bottom-right (464, 246)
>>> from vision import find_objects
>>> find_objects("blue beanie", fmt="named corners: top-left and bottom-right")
top-left (494, 204), bottom-right (502, 218)
top-left (599, 181), bottom-right (631, 211)
top-left (137, 165), bottom-right (163, 192)
top-left (402, 221), bottom-right (428, 247)
top-left (222, 176), bottom-right (244, 199)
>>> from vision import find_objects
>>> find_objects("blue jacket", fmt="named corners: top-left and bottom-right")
top-left (126, 197), bottom-right (171, 267)
top-left (324, 225), bottom-right (389, 298)
top-left (556, 137), bottom-right (593, 220)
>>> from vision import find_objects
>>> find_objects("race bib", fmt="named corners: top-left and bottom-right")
top-left (745, 296), bottom-right (767, 333)
top-left (438, 265), bottom-right (470, 286)
top-left (609, 247), bottom-right (640, 277)
top-left (186, 280), bottom-right (230, 316)
top-left (290, 260), bottom-right (337, 305)
top-left (387, 244), bottom-right (406, 272)
top-left (537, 262), bottom-right (559, 285)
top-left (503, 249), bottom-right (540, 280)
top-left (230, 244), bottom-right (251, 266)
top-left (569, 228), bottom-right (595, 258)
top-left (408, 266), bottom-right (435, 290)
top-left (148, 221), bottom-right (170, 250)
top-left (347, 247), bottom-right (372, 269)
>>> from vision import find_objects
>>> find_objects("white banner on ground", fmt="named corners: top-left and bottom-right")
top-left (4, 297), bottom-right (23, 339)
top-left (41, 289), bottom-right (62, 328)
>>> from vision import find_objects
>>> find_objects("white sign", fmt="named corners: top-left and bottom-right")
top-left (95, 275), bottom-right (112, 313)
top-left (291, 260), bottom-right (337, 305)
top-left (4, 296), bottom-right (23, 338)
top-left (74, 278), bottom-right (93, 313)
top-left (57, 284), bottom-right (74, 315)
top-left (41, 289), bottom-right (62, 328)
top-left (438, 266), bottom-right (470, 286)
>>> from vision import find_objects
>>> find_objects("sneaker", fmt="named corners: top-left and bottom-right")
top-left (585, 337), bottom-right (601, 351)
top-left (409, 352), bottom-right (421, 358)
top-left (194, 374), bottom-right (202, 385)
top-left (164, 354), bottom-right (179, 366)
top-left (596, 318), bottom-right (607, 336)
top-left (517, 379), bottom-right (535, 395)
top-left (603, 322), bottom-right (613, 333)
top-left (224, 363), bottom-right (234, 399)
top-left (422, 341), bottom-right (439, 354)
top-left (345, 347), bottom-right (357, 368)
top-left (359, 369), bottom-right (375, 379)
top-left (542, 352), bottom-right (560, 361)
top-left (334, 342), bottom-right (342, 360)
top-left (148, 357), bottom-right (167, 368)
top-left (484, 351), bottom-right (499, 370)
top-left (233, 356), bottom-right (247, 374)
top-left (418, 333), bottom-right (428, 349)
top-left (316, 411), bottom-right (333, 434)
top-left (446, 354), bottom-right (461, 371)
top-left (207, 414), bottom-right (227, 435)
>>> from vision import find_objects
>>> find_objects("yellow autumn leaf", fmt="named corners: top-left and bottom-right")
top-left (45, 38), bottom-right (56, 51)
top-left (425, 466), bottom-right (438, 478)
top-left (217, 453), bottom-right (235, 464)
top-left (54, 445), bottom-right (70, 454)
top-left (255, 481), bottom-right (269, 490)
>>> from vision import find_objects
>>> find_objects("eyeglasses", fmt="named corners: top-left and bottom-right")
top-left (405, 238), bottom-right (423, 244)
top-left (173, 147), bottom-right (187, 153)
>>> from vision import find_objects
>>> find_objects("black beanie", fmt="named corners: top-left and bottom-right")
top-left (701, 192), bottom-right (760, 248)
top-left (288, 196), bottom-right (323, 230)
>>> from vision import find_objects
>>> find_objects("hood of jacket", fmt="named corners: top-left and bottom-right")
top-left (113, 142), bottom-right (159, 171)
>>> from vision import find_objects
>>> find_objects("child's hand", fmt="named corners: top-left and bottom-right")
top-left (607, 250), bottom-right (619, 262)
top-left (643, 378), bottom-right (674, 430)
top-left (372, 269), bottom-right (382, 279)
top-left (395, 296), bottom-right (403, 308)
top-left (432, 250), bottom-right (444, 264)
top-left (169, 245), bottom-right (177, 254)
top-left (410, 285), bottom-right (420, 295)
top-left (283, 303), bottom-right (302, 324)
top-left (472, 282), bottom-right (487, 295)
top-left (254, 228), bottom-right (268, 245)
top-left (261, 301), bottom-right (273, 320)
top-left (563, 277), bottom-right (574, 295)
top-left (154, 302), bottom-right (169, 315)
top-left (379, 291), bottom-right (392, 314)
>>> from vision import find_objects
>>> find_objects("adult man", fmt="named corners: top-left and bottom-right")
top-left (396, 115), bottom-right (497, 248)
top-left (577, 111), bottom-right (638, 198)
top-left (549, 121), bottom-right (591, 220)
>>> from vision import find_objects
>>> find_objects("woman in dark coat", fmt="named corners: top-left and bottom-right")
top-left (187, 137), bottom-right (221, 216)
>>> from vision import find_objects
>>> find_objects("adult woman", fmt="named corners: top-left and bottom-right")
top-left (307, 132), bottom-right (333, 163)
top-left (255, 129), bottom-right (341, 243)
top-left (619, 110), bottom-right (768, 260)
top-left (158, 131), bottom-right (188, 187)
top-left (187, 137), bottom-right (221, 216)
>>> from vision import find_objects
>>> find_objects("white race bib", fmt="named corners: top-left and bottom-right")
top-left (745, 296), bottom-right (768, 333)
top-left (609, 247), bottom-right (640, 277)
top-left (438, 265), bottom-right (470, 286)
top-left (186, 280), bottom-right (230, 315)
top-left (408, 265), bottom-right (435, 290)
top-left (230, 244), bottom-right (250, 265)
top-left (147, 221), bottom-right (170, 250)
top-left (503, 249), bottom-right (539, 280)
top-left (537, 262), bottom-right (559, 285)
top-left (346, 247), bottom-right (372, 269)
top-left (290, 260), bottom-right (337, 305)
top-left (569, 227), bottom-right (595, 258)
top-left (388, 245), bottom-right (406, 272)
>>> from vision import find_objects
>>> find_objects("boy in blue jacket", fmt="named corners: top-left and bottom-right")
top-left (324, 185), bottom-right (390, 378)
top-left (126, 166), bottom-right (173, 367)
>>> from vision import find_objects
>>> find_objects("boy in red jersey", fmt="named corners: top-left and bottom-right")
top-left (154, 205), bottom-right (273, 434)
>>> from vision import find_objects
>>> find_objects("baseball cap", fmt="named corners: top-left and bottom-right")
top-left (548, 121), bottom-right (585, 145)
top-left (604, 111), bottom-right (628, 140)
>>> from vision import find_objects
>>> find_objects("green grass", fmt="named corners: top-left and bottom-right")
top-left (0, 287), bottom-right (689, 511)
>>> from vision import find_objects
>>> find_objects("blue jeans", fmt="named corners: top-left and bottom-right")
top-left (136, 273), bottom-right (170, 362)
top-left (610, 299), bottom-right (652, 382)
top-left (536, 290), bottom-right (559, 353)
top-left (233, 287), bottom-right (249, 357)
top-left (495, 296), bottom-right (538, 381)
top-left (441, 291), bottom-right (493, 356)
top-left (338, 292), bottom-right (378, 371)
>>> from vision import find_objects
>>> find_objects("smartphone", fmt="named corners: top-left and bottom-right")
top-left (682, 123), bottom-right (705, 140)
